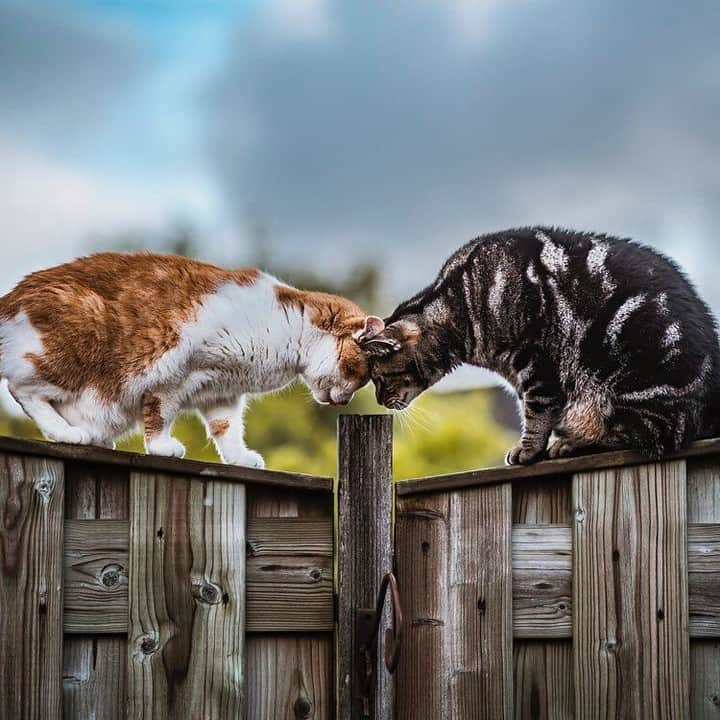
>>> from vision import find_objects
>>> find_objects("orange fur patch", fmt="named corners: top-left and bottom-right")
top-left (0, 253), bottom-right (260, 401)
top-left (143, 393), bottom-right (164, 438)
top-left (274, 285), bottom-right (370, 383)
top-left (209, 419), bottom-right (231, 437)
top-left (565, 399), bottom-right (607, 443)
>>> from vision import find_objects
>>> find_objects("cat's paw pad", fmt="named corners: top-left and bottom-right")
top-left (53, 426), bottom-right (92, 445)
top-left (225, 449), bottom-right (265, 469)
top-left (505, 445), bottom-right (544, 466)
top-left (147, 436), bottom-right (186, 459)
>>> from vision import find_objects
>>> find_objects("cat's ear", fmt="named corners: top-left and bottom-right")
top-left (353, 316), bottom-right (401, 355)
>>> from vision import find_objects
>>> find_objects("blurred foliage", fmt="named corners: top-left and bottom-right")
top-left (0, 385), bottom-right (513, 479)
top-left (0, 221), bottom-right (516, 478)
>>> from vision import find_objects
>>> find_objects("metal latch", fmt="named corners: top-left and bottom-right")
top-left (355, 572), bottom-right (404, 718)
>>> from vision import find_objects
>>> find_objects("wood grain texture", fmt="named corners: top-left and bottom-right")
top-left (128, 471), bottom-right (246, 719)
top-left (0, 435), bottom-right (332, 492)
top-left (246, 634), bottom-right (332, 720)
top-left (246, 486), bottom-right (333, 720)
top-left (63, 515), bottom-right (333, 634)
top-left (395, 492), bottom-right (451, 720)
top-left (512, 474), bottom-right (574, 720)
top-left (573, 461), bottom-right (690, 719)
top-left (337, 415), bottom-right (394, 720)
top-left (0, 454), bottom-right (64, 720)
top-left (513, 641), bottom-right (574, 720)
top-left (64, 519), bottom-right (128, 633)
top-left (395, 485), bottom-right (513, 720)
top-left (512, 524), bottom-right (572, 639)
top-left (62, 463), bottom-right (129, 720)
top-left (397, 440), bottom-right (720, 496)
top-left (63, 463), bottom-right (129, 720)
top-left (688, 459), bottom-right (720, 719)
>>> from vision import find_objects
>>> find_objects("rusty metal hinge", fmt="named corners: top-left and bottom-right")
top-left (355, 572), bottom-right (404, 718)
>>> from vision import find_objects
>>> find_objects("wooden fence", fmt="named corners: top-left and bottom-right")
top-left (3, 421), bottom-right (720, 719)
top-left (0, 436), bottom-right (335, 720)
top-left (394, 439), bottom-right (720, 719)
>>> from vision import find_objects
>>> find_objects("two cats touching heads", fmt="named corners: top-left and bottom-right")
top-left (2, 227), bottom-right (719, 469)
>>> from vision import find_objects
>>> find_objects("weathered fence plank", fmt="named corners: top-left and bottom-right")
top-left (63, 463), bottom-right (128, 720)
top-left (128, 472), bottom-right (246, 719)
top-left (573, 461), bottom-right (690, 719)
top-left (337, 415), bottom-right (394, 720)
top-left (246, 486), bottom-right (333, 720)
top-left (511, 474), bottom-right (574, 720)
top-left (513, 641), bottom-right (574, 720)
top-left (0, 454), bottom-right (64, 720)
top-left (396, 492), bottom-right (451, 720)
top-left (396, 484), bottom-right (513, 720)
top-left (246, 634), bottom-right (332, 720)
top-left (688, 459), bottom-right (720, 719)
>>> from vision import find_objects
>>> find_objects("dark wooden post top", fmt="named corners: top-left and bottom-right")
top-left (336, 415), bottom-right (394, 720)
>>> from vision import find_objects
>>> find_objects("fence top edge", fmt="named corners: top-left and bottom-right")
top-left (0, 435), bottom-right (333, 493)
top-left (395, 437), bottom-right (720, 496)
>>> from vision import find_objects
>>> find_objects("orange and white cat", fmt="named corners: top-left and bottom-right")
top-left (0, 253), bottom-right (379, 468)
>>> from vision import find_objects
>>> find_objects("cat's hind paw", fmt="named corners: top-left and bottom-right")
top-left (505, 444), bottom-right (544, 466)
top-left (223, 448), bottom-right (265, 469)
top-left (146, 436), bottom-right (186, 459)
top-left (50, 426), bottom-right (93, 446)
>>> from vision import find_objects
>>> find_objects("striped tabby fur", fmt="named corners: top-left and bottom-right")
top-left (361, 227), bottom-right (720, 464)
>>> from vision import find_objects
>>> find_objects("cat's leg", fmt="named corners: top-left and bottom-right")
top-left (10, 389), bottom-right (92, 444)
top-left (143, 391), bottom-right (185, 458)
top-left (201, 396), bottom-right (265, 469)
top-left (505, 378), bottom-right (564, 466)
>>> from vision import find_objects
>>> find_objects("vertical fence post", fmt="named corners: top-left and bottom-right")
top-left (337, 414), bottom-right (394, 720)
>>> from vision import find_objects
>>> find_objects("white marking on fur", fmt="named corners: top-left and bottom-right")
top-left (526, 262), bottom-right (540, 285)
top-left (548, 278), bottom-right (587, 340)
top-left (586, 242), bottom-right (616, 296)
top-left (539, 233), bottom-right (569, 274)
top-left (662, 322), bottom-right (682, 348)
top-left (488, 268), bottom-right (507, 317)
top-left (606, 294), bottom-right (646, 349)
top-left (620, 356), bottom-right (711, 401)
top-left (656, 292), bottom-right (670, 316)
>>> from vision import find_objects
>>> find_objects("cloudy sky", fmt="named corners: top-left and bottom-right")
top-left (1, 0), bottom-right (719, 392)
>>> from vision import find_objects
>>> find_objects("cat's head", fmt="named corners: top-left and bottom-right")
top-left (276, 286), bottom-right (376, 405)
top-left (354, 316), bottom-right (435, 410)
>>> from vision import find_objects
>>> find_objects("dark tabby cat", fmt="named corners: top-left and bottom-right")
top-left (356, 227), bottom-right (720, 464)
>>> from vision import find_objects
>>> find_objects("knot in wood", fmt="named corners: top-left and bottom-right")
top-left (309, 568), bottom-right (322, 581)
top-left (34, 477), bottom-right (52, 499)
top-left (139, 635), bottom-right (158, 655)
top-left (293, 698), bottom-right (312, 718)
top-left (193, 581), bottom-right (222, 605)
top-left (574, 507), bottom-right (586, 523)
top-left (100, 564), bottom-right (122, 588)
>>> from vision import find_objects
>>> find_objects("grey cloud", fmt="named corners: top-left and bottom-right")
top-left (0, 2), bottom-right (144, 151)
top-left (206, 0), bottom-right (720, 310)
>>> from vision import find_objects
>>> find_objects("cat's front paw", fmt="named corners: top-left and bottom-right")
top-left (146, 436), bottom-right (186, 459)
top-left (505, 444), bottom-right (544, 466)
top-left (223, 448), bottom-right (265, 469)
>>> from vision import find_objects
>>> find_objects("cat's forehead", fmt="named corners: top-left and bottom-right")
top-left (371, 348), bottom-right (416, 374)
